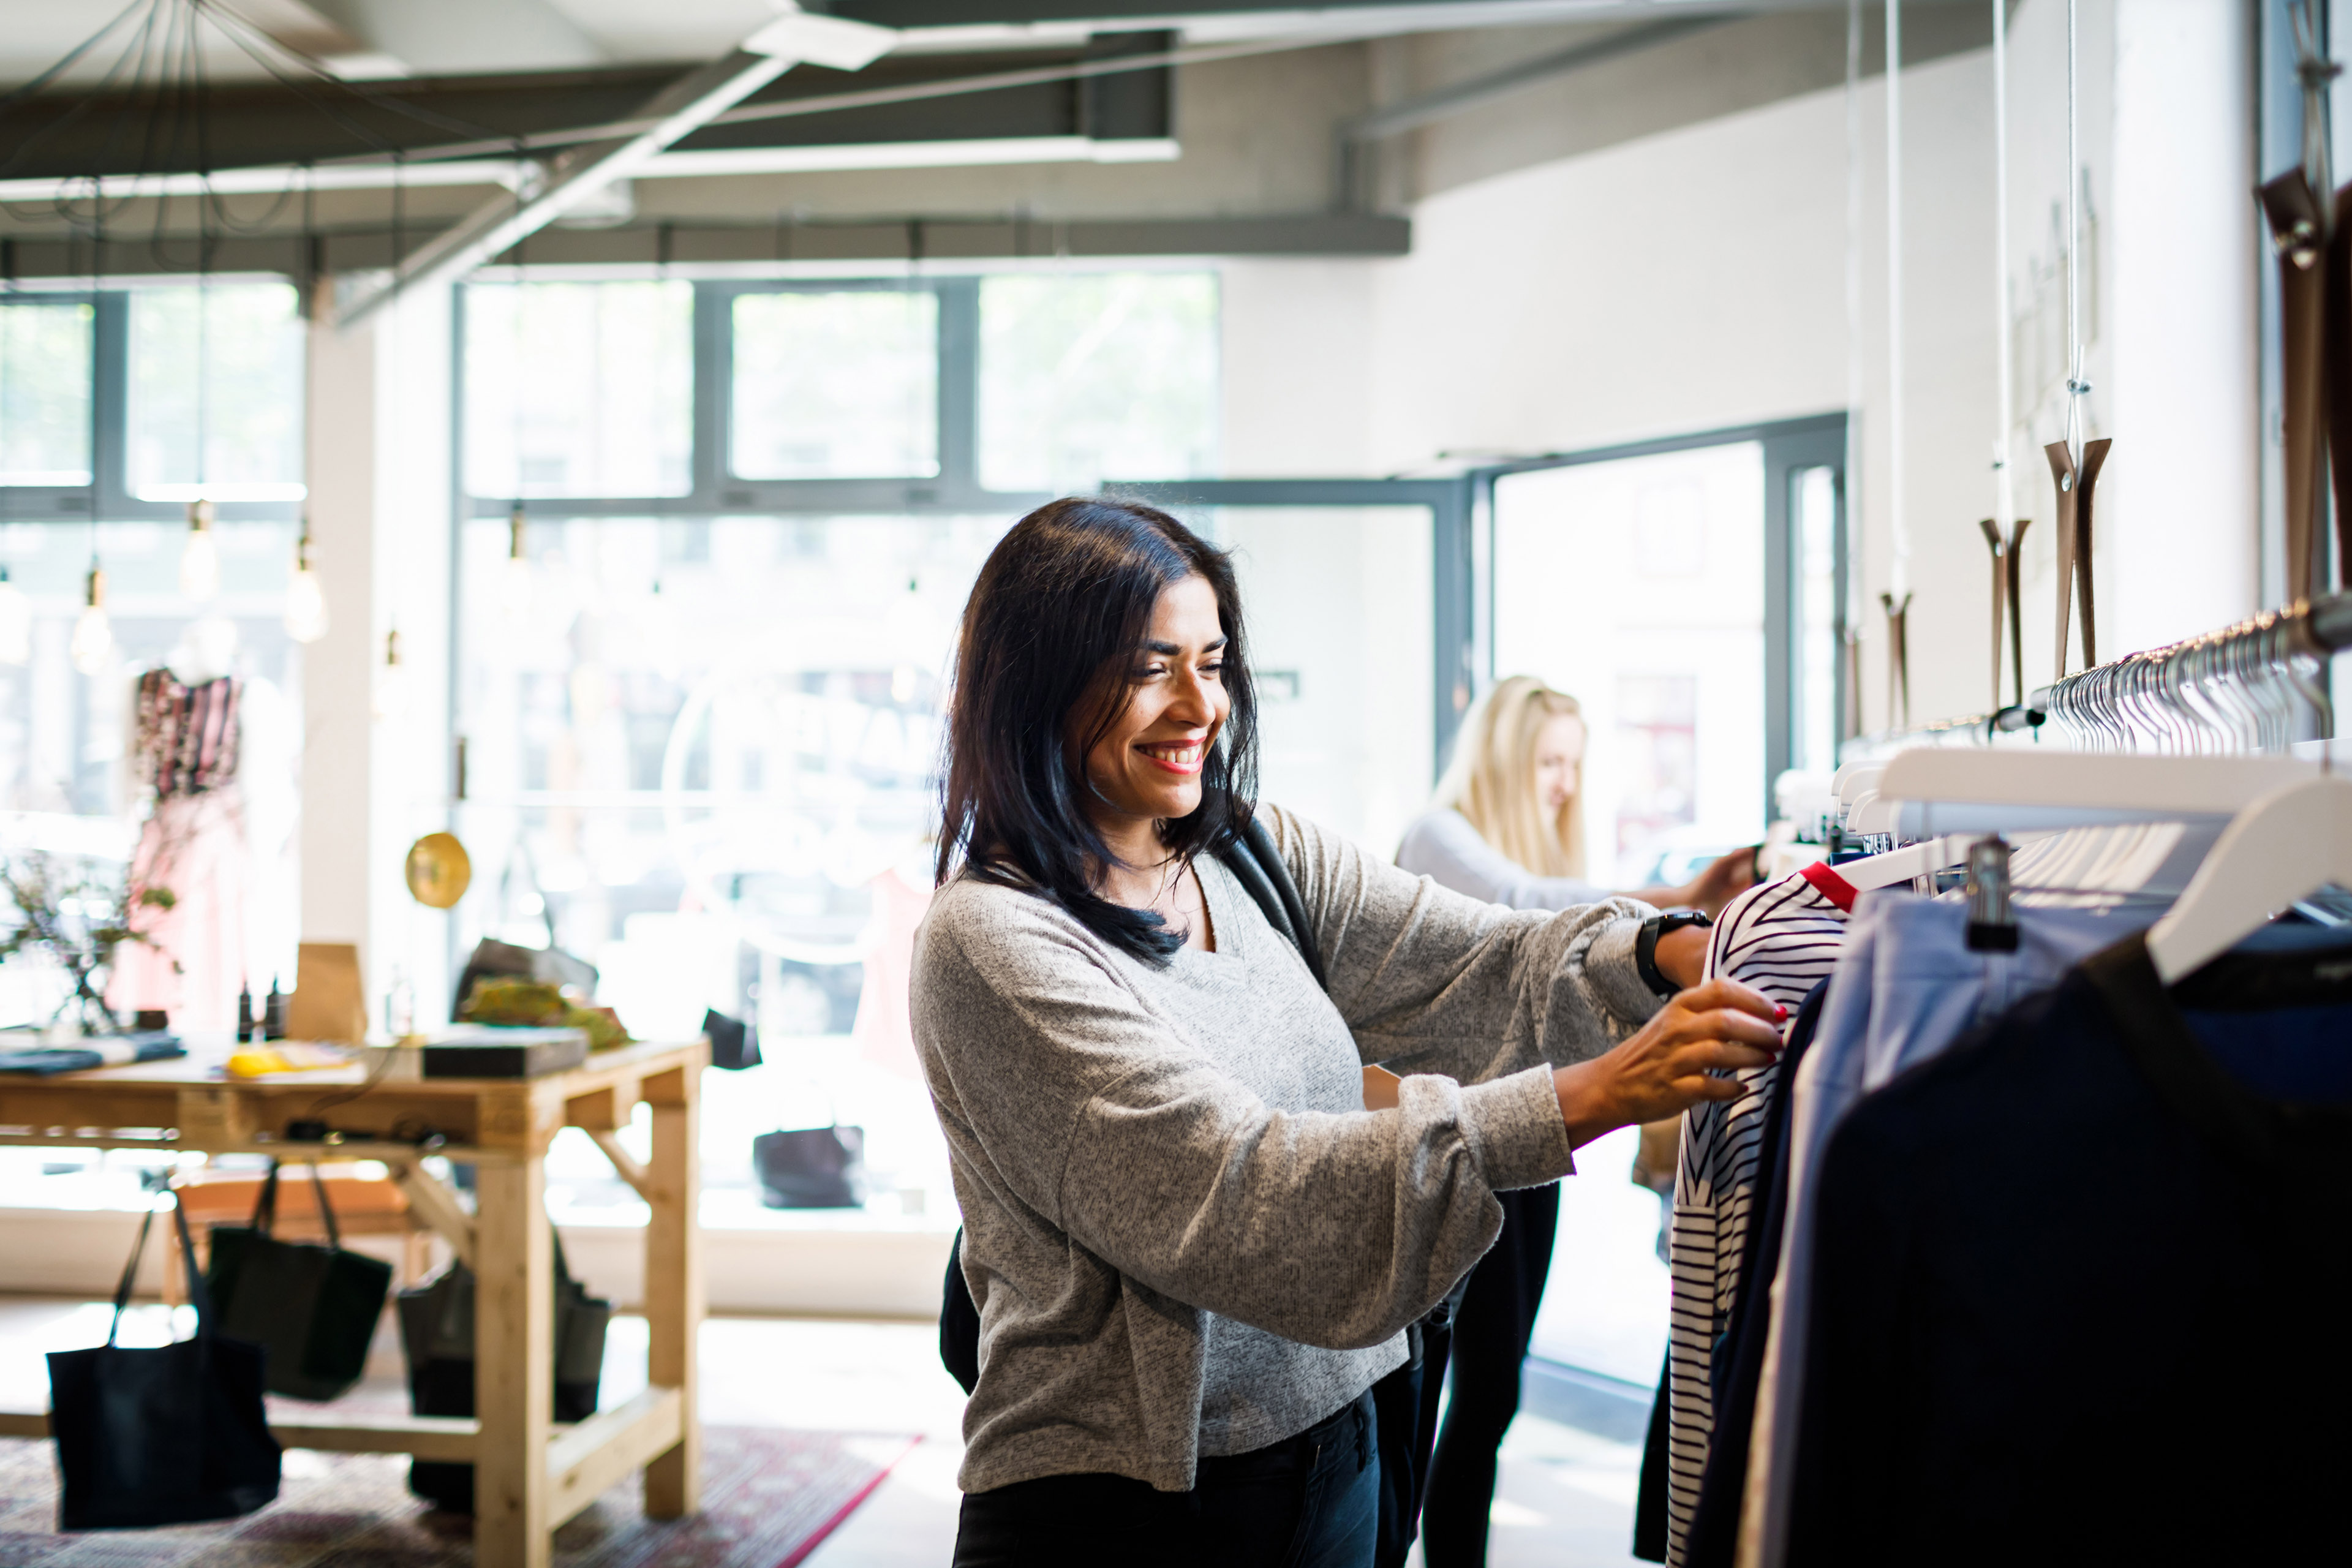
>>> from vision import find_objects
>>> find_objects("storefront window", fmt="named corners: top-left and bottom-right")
top-left (979, 272), bottom-right (1217, 492)
top-left (464, 279), bottom-right (693, 499)
top-left (450, 512), bottom-right (1010, 1216)
top-left (731, 290), bottom-right (938, 480)
top-left (127, 284), bottom-right (306, 502)
top-left (1494, 439), bottom-right (1768, 1388)
top-left (0, 298), bottom-right (93, 486)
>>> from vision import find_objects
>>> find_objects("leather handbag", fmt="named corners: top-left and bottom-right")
top-left (396, 1232), bottom-right (612, 1513)
top-left (47, 1191), bottom-right (281, 1529)
top-left (752, 1123), bottom-right (867, 1208)
top-left (206, 1161), bottom-right (394, 1401)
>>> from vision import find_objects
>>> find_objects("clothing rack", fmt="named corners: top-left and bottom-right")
top-left (1839, 591), bottom-right (2352, 760)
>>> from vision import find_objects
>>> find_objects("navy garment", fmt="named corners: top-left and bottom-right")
top-left (1678, 981), bottom-right (1830, 1568)
top-left (1420, 1182), bottom-right (1559, 1567)
top-left (1785, 928), bottom-right (2352, 1567)
top-left (954, 1388), bottom-right (1381, 1568)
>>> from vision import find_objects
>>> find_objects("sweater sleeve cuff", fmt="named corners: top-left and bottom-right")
top-left (1585, 915), bottom-right (1665, 1030)
top-left (1457, 1065), bottom-right (1577, 1192)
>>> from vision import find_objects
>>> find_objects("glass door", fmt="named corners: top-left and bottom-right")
top-left (1484, 416), bottom-right (1845, 1398)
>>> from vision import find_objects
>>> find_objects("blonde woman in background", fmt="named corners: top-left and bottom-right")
top-left (1391, 676), bottom-right (1755, 1567)
top-left (1395, 676), bottom-right (1755, 916)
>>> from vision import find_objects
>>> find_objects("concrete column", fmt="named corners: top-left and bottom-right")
top-left (301, 279), bottom-right (455, 1030)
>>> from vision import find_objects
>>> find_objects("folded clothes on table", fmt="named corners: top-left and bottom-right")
top-left (0, 1031), bottom-right (184, 1074)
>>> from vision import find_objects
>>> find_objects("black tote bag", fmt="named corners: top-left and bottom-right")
top-left (47, 1193), bottom-right (282, 1530)
top-left (752, 1123), bottom-right (867, 1208)
top-left (206, 1161), bottom-right (395, 1401)
top-left (396, 1232), bottom-right (612, 1512)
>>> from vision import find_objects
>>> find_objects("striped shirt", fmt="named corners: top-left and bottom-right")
top-left (1664, 863), bottom-right (1853, 1567)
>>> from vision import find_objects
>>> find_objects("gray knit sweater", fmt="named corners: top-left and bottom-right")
top-left (912, 805), bottom-right (1663, 1494)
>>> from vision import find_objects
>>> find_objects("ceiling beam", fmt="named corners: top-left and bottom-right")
top-left (334, 9), bottom-right (897, 328)
top-left (1340, 13), bottom-right (1741, 143)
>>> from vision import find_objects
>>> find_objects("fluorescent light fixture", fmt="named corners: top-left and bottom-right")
top-left (644, 137), bottom-right (1179, 178)
top-left (744, 6), bottom-right (899, 70)
top-left (0, 160), bottom-right (530, 203)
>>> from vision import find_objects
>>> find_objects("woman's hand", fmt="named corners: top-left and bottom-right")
top-left (1684, 846), bottom-right (1762, 916)
top-left (1551, 978), bottom-right (1785, 1149)
top-left (1629, 846), bottom-right (1760, 919)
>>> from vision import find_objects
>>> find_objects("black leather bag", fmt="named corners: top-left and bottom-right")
top-left (753, 1123), bottom-right (867, 1208)
top-left (704, 1008), bottom-right (762, 1071)
top-left (395, 1234), bottom-right (611, 1513)
top-left (206, 1161), bottom-right (394, 1401)
top-left (47, 1193), bottom-right (281, 1530)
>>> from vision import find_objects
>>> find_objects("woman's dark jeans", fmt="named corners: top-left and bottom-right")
top-left (953, 1388), bottom-right (1381, 1567)
top-left (1422, 1180), bottom-right (1561, 1566)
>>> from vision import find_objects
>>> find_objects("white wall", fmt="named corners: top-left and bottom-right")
top-left (1218, 4), bottom-right (2261, 739)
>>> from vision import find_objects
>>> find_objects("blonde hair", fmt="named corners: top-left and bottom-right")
top-left (1433, 676), bottom-right (1587, 878)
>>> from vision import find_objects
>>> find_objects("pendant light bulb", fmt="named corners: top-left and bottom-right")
top-left (374, 627), bottom-right (412, 720)
top-left (0, 567), bottom-right (29, 667)
top-left (284, 524), bottom-right (329, 644)
top-left (179, 498), bottom-right (221, 602)
top-left (70, 567), bottom-right (111, 676)
top-left (502, 503), bottom-right (533, 623)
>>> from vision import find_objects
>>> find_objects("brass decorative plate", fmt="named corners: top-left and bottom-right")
top-left (404, 831), bottom-right (472, 908)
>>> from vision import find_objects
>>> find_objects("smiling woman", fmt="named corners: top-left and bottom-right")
top-left (914, 497), bottom-right (1784, 1568)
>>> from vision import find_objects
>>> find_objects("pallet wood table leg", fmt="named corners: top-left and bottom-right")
top-left (643, 1066), bottom-right (702, 1518)
top-left (475, 1158), bottom-right (553, 1568)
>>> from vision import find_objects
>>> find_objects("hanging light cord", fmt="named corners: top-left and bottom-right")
top-left (1991, 0), bottom-right (2015, 527)
top-left (2062, 0), bottom-right (2089, 467)
top-left (1886, 0), bottom-right (1907, 601)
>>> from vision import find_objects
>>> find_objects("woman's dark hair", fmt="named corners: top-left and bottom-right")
top-left (937, 496), bottom-right (1258, 962)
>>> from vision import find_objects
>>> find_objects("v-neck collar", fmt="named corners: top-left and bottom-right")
top-left (2081, 931), bottom-right (2352, 1184)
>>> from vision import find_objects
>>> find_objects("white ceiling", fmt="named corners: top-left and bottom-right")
top-left (0, 0), bottom-right (1814, 86)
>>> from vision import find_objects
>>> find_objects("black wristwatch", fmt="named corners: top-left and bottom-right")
top-left (1636, 910), bottom-right (1713, 998)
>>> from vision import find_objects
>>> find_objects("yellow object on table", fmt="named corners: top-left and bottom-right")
top-left (226, 1042), bottom-right (355, 1077)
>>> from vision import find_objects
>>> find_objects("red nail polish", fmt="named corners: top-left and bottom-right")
top-left (1774, 1005), bottom-right (1789, 1021)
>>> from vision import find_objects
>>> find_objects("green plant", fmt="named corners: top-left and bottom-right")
top-left (0, 853), bottom-right (168, 1035)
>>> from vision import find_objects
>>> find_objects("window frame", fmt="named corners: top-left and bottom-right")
top-left (1468, 413), bottom-right (1851, 821)
top-left (0, 287), bottom-right (303, 527)
top-left (460, 275), bottom-right (1028, 522)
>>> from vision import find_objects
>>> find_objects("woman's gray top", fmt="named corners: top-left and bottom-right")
top-left (1395, 805), bottom-right (1612, 910)
top-left (912, 805), bottom-right (1662, 1494)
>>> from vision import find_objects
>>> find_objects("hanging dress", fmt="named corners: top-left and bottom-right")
top-left (108, 669), bottom-right (245, 1033)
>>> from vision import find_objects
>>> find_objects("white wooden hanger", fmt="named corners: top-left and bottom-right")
top-left (1835, 834), bottom-right (1963, 891)
top-left (1872, 747), bottom-right (2318, 839)
top-left (2144, 776), bottom-right (2352, 981)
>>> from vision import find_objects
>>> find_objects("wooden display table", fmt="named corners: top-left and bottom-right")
top-left (0, 1038), bottom-right (707, 1568)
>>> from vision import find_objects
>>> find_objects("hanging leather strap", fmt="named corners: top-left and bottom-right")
top-left (105, 1203), bottom-right (157, 1348)
top-left (248, 1158), bottom-right (343, 1250)
top-left (2045, 440), bottom-right (2111, 677)
top-left (307, 1163), bottom-right (341, 1251)
top-left (2003, 519), bottom-right (2030, 706)
top-left (1978, 519), bottom-right (2007, 710)
top-left (2074, 437), bottom-right (2111, 669)
top-left (2047, 440), bottom-right (2079, 679)
top-left (251, 1160), bottom-right (279, 1234)
top-left (106, 1189), bottom-right (217, 1347)
top-left (2331, 184), bottom-right (2352, 592)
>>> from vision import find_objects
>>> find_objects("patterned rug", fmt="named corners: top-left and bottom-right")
top-left (0, 1425), bottom-right (918, 1568)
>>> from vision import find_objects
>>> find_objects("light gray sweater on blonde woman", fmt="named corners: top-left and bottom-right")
top-left (911, 805), bottom-right (1664, 1494)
